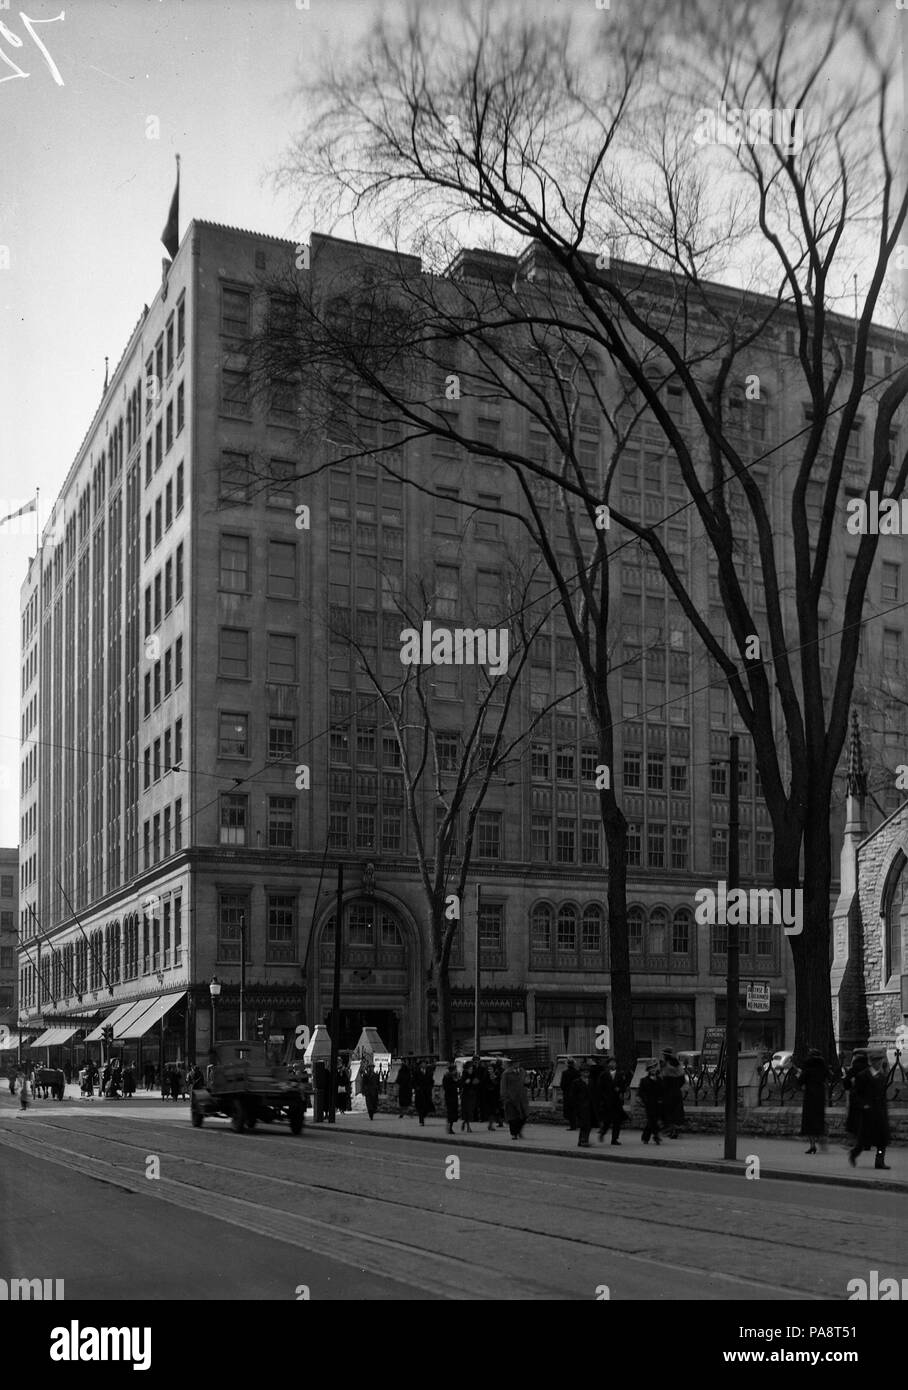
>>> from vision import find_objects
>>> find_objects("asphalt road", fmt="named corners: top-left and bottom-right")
top-left (0, 1104), bottom-right (901, 1300)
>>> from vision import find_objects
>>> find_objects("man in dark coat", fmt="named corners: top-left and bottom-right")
top-left (847, 1054), bottom-right (892, 1169)
top-left (596, 1060), bottom-right (624, 1145)
top-left (570, 1066), bottom-right (594, 1147)
top-left (396, 1059), bottom-right (413, 1117)
top-left (459, 1060), bottom-right (480, 1131)
top-left (798, 1047), bottom-right (829, 1154)
top-left (500, 1058), bottom-right (529, 1139)
top-left (414, 1061), bottom-right (434, 1126)
top-left (638, 1062), bottom-right (664, 1144)
top-left (660, 1050), bottom-right (685, 1138)
top-left (442, 1062), bottom-right (459, 1134)
top-left (561, 1060), bottom-right (579, 1129)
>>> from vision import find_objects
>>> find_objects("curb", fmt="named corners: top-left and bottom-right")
top-left (326, 1120), bottom-right (908, 1195)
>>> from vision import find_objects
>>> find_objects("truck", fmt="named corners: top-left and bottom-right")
top-left (190, 1040), bottom-right (309, 1134)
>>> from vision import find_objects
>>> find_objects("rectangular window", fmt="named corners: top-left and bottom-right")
top-left (531, 743), bottom-right (550, 779)
top-left (163, 805), bottom-right (172, 858)
top-left (710, 761), bottom-right (727, 796)
top-left (176, 462), bottom-right (184, 513)
top-left (434, 488), bottom-right (460, 534)
top-left (153, 661), bottom-right (161, 707)
top-left (166, 316), bottom-right (174, 375)
top-left (267, 633), bottom-right (297, 683)
top-left (163, 728), bottom-right (172, 773)
top-left (165, 402), bottom-right (173, 452)
top-left (627, 822), bottom-right (642, 867)
top-left (175, 636), bottom-right (183, 686)
top-left (176, 382), bottom-right (185, 434)
top-left (143, 746), bottom-right (151, 790)
top-left (219, 628), bottom-right (249, 679)
top-left (435, 564), bottom-right (460, 619)
top-left (152, 738), bottom-right (162, 781)
top-left (268, 796), bottom-right (295, 847)
top-left (479, 903), bottom-right (504, 965)
top-left (221, 366), bottom-right (250, 418)
top-left (268, 718), bottom-right (295, 761)
top-left (711, 827), bottom-right (729, 871)
top-left (219, 712), bottom-right (248, 757)
top-left (267, 895), bottom-right (296, 961)
top-left (165, 481), bottom-right (173, 530)
top-left (328, 800), bottom-right (349, 849)
top-left (221, 285), bottom-right (250, 336)
top-left (153, 572), bottom-right (162, 627)
top-left (267, 540), bottom-right (296, 598)
top-left (174, 717), bottom-right (182, 766)
top-left (556, 817), bottom-right (576, 863)
top-left (143, 673), bottom-right (151, 719)
top-left (646, 754), bottom-right (665, 790)
top-left (220, 533), bottom-right (250, 592)
top-left (647, 822), bottom-right (665, 868)
top-left (556, 745), bottom-right (575, 780)
top-left (218, 893), bottom-right (249, 963)
top-left (355, 804), bottom-right (376, 851)
top-left (144, 511), bottom-right (152, 559)
top-left (580, 746), bottom-right (598, 782)
top-left (177, 295), bottom-right (185, 355)
top-left (477, 812), bottom-right (501, 859)
top-left (670, 762), bottom-right (688, 793)
top-left (175, 542), bottom-right (184, 601)
top-left (219, 793), bottom-right (248, 845)
top-left (155, 421), bottom-right (163, 471)
top-left (221, 452), bottom-right (250, 504)
top-left (174, 803), bottom-right (183, 853)
top-left (152, 813), bottom-right (161, 863)
top-left (531, 815), bottom-right (551, 861)
top-left (671, 825), bottom-right (689, 870)
top-left (164, 558), bottom-right (173, 614)
top-left (581, 818), bottom-right (601, 865)
top-left (164, 652), bottom-right (172, 699)
top-left (381, 807), bottom-right (402, 853)
top-left (155, 496), bottom-right (162, 545)
top-left (623, 750), bottom-right (642, 788)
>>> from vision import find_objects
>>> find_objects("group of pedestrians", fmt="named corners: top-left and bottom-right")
top-left (796, 1046), bottom-right (892, 1170)
top-left (560, 1056), bottom-right (638, 1146)
top-left (390, 1055), bottom-right (532, 1139)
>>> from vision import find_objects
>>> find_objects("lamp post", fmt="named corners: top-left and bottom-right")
top-left (209, 976), bottom-right (221, 1049)
top-left (17, 1011), bottom-right (27, 1067)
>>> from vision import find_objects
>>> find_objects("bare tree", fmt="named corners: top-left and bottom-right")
top-left (271, 0), bottom-right (908, 1058)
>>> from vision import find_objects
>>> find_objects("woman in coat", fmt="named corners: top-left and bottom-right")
top-left (500, 1059), bottom-right (529, 1139)
top-left (361, 1065), bottom-right (380, 1121)
top-left (396, 1059), bottom-right (413, 1117)
top-left (798, 1047), bottom-right (829, 1154)
top-left (442, 1062), bottom-right (459, 1134)
top-left (569, 1067), bottom-right (594, 1147)
top-left (638, 1063), bottom-right (664, 1144)
top-left (660, 1051), bottom-right (686, 1138)
top-left (459, 1061), bottom-right (480, 1131)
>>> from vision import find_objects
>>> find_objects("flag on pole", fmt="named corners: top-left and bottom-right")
top-left (0, 496), bottom-right (37, 527)
top-left (161, 155), bottom-right (180, 260)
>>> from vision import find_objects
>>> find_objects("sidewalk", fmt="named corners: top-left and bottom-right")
top-left (325, 1108), bottom-right (908, 1193)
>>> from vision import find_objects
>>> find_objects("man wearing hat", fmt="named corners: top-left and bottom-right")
top-left (638, 1061), bottom-right (664, 1145)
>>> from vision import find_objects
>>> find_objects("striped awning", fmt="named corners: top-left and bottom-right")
top-left (83, 1001), bottom-right (137, 1043)
top-left (118, 991), bottom-right (186, 1039)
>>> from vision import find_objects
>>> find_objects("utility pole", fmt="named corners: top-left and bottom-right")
top-left (239, 912), bottom-right (247, 1041)
top-left (328, 863), bottom-right (343, 1123)
top-left (474, 883), bottom-right (481, 1055)
top-left (724, 734), bottom-right (740, 1160)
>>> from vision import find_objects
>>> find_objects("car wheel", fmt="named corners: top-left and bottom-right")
top-left (230, 1099), bottom-right (245, 1133)
top-left (191, 1105), bottom-right (203, 1128)
top-left (289, 1101), bottom-right (304, 1135)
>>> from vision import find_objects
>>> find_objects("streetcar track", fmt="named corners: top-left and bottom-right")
top-left (0, 1118), bottom-right (841, 1300)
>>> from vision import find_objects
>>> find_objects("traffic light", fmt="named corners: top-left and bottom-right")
top-left (255, 1013), bottom-right (267, 1040)
top-left (102, 1024), bottom-right (114, 1044)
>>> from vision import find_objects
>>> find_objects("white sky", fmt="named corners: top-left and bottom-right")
top-left (0, 0), bottom-right (905, 848)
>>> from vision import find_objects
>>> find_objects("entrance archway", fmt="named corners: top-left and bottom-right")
top-left (309, 894), bottom-right (424, 1053)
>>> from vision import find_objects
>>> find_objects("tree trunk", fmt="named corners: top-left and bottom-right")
top-left (601, 795), bottom-right (636, 1072)
top-left (431, 953), bottom-right (454, 1061)
top-left (787, 814), bottom-right (836, 1062)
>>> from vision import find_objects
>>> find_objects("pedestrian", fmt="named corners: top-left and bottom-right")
top-left (478, 1058), bottom-right (496, 1130)
top-left (561, 1060), bottom-right (579, 1129)
top-left (660, 1050), bottom-right (686, 1138)
top-left (361, 1064), bottom-right (380, 1121)
top-left (170, 1064), bottom-right (183, 1102)
top-left (638, 1062), bottom-right (664, 1144)
top-left (798, 1047), bottom-right (829, 1154)
top-left (442, 1062), bottom-right (459, 1135)
top-left (7, 1064), bottom-right (15, 1094)
top-left (414, 1061), bottom-right (434, 1126)
top-left (570, 1065), bottom-right (594, 1146)
top-left (396, 1058), bottom-right (413, 1117)
top-left (460, 1059), bottom-right (480, 1132)
top-left (500, 1057), bottom-right (529, 1140)
top-left (336, 1059), bottom-right (351, 1114)
top-left (143, 1062), bottom-right (155, 1091)
top-left (63, 1061), bottom-right (72, 1086)
top-left (595, 1060), bottom-right (621, 1145)
top-left (847, 1053), bottom-right (892, 1170)
top-left (16, 1068), bottom-right (29, 1111)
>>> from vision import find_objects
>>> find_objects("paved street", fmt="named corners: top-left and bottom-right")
top-left (1, 1093), bottom-right (902, 1301)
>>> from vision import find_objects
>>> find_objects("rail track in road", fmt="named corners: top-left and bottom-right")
top-left (0, 1112), bottom-right (886, 1300)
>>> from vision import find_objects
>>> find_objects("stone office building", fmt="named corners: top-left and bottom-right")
top-left (23, 218), bottom-right (907, 1064)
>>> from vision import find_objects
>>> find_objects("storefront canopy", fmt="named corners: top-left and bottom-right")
top-left (83, 1001), bottom-right (136, 1043)
top-left (30, 1026), bottom-right (80, 1048)
top-left (117, 991), bottom-right (186, 1040)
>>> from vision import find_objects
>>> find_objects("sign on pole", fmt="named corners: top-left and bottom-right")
top-left (746, 981), bottom-right (771, 1013)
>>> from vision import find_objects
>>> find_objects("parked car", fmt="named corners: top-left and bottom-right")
top-left (191, 1040), bottom-right (310, 1134)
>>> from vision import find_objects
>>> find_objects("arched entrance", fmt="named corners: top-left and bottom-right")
top-left (308, 894), bottom-right (424, 1054)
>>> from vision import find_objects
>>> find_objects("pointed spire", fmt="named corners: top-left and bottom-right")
top-left (846, 708), bottom-right (867, 798)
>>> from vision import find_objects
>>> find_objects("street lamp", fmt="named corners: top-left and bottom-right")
top-left (17, 1012), bottom-right (27, 1067)
top-left (209, 976), bottom-right (221, 1047)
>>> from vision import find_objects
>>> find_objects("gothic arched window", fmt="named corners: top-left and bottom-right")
top-left (883, 851), bottom-right (906, 983)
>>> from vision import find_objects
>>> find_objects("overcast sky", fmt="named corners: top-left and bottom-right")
top-left (0, 0), bottom-right (904, 849)
top-left (0, 0), bottom-right (391, 844)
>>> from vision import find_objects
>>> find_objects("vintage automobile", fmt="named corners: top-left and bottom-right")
top-left (190, 1040), bottom-right (310, 1134)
